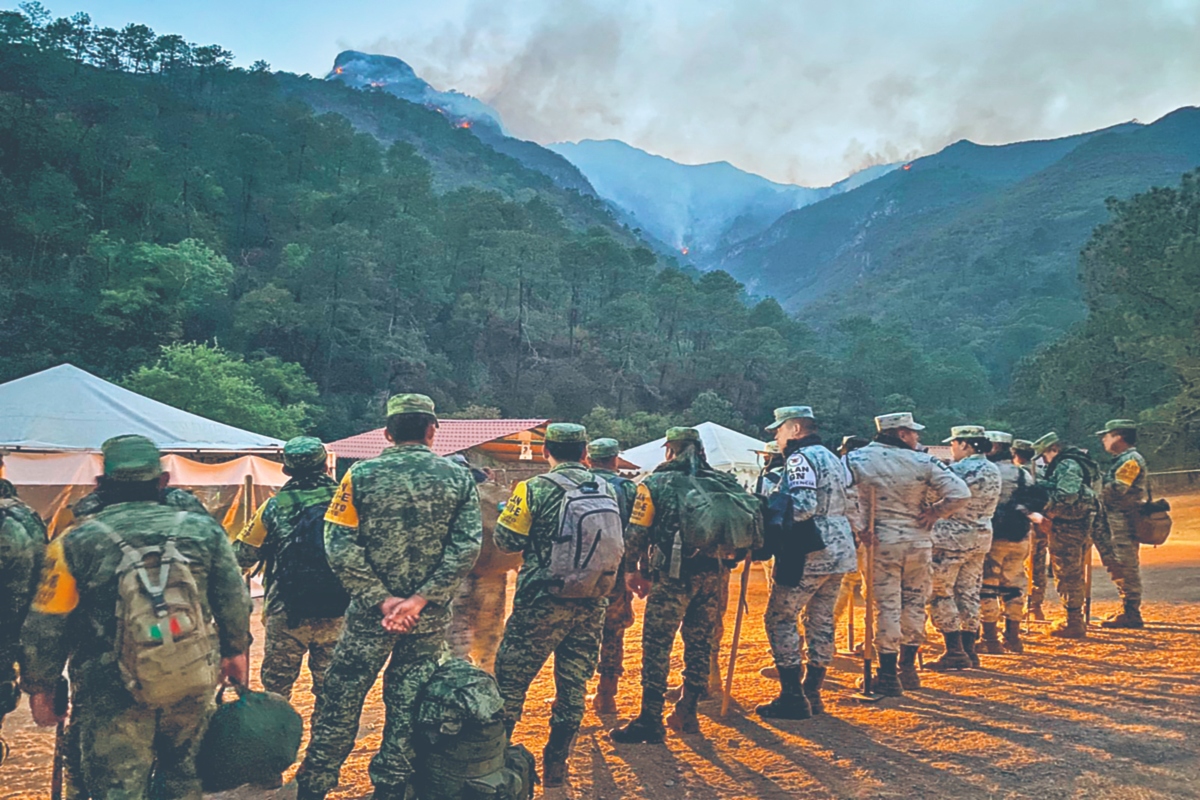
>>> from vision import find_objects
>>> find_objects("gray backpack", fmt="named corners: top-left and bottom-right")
top-left (538, 473), bottom-right (624, 599)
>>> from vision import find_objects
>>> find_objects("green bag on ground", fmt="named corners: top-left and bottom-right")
top-left (196, 684), bottom-right (303, 792)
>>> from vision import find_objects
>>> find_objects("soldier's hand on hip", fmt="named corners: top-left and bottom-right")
top-left (29, 692), bottom-right (63, 727)
top-left (916, 507), bottom-right (940, 529)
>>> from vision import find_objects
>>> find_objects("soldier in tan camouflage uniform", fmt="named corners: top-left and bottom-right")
top-left (846, 413), bottom-right (970, 695)
top-left (1093, 420), bottom-right (1149, 629)
top-left (493, 424), bottom-right (612, 787)
top-left (296, 395), bottom-right (483, 800)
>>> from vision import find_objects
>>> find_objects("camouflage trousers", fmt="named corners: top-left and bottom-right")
top-left (1029, 524), bottom-right (1050, 607)
top-left (297, 605), bottom-right (445, 794)
top-left (598, 586), bottom-right (636, 678)
top-left (447, 569), bottom-right (510, 673)
top-left (871, 543), bottom-right (931, 654)
top-left (765, 571), bottom-right (847, 669)
top-left (494, 597), bottom-right (605, 729)
top-left (1093, 508), bottom-right (1143, 606)
top-left (641, 566), bottom-right (726, 702)
top-left (981, 538), bottom-right (1029, 623)
top-left (928, 548), bottom-right (986, 633)
top-left (261, 613), bottom-right (342, 700)
top-left (1048, 516), bottom-right (1093, 612)
top-left (70, 664), bottom-right (214, 800)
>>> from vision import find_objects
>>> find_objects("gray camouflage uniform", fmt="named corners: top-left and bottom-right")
top-left (928, 455), bottom-right (1001, 633)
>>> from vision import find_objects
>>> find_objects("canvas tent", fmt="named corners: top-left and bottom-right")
top-left (0, 364), bottom-right (286, 535)
top-left (619, 421), bottom-right (769, 487)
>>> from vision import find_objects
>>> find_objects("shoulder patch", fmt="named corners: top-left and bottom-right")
top-left (630, 483), bottom-right (656, 527)
top-left (31, 538), bottom-right (79, 615)
top-left (325, 471), bottom-right (359, 528)
top-left (786, 452), bottom-right (817, 490)
top-left (1114, 458), bottom-right (1141, 486)
top-left (236, 500), bottom-right (271, 547)
top-left (497, 481), bottom-right (533, 536)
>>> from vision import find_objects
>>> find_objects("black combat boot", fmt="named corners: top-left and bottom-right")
top-left (1101, 601), bottom-right (1144, 629)
top-left (542, 722), bottom-right (579, 788)
top-left (873, 652), bottom-right (904, 697)
top-left (927, 631), bottom-right (972, 670)
top-left (666, 685), bottom-right (702, 733)
top-left (610, 690), bottom-right (666, 744)
top-left (592, 674), bottom-right (619, 714)
top-left (981, 621), bottom-right (1005, 654)
top-left (1003, 618), bottom-right (1024, 654)
top-left (1050, 609), bottom-right (1087, 638)
top-left (756, 667), bottom-right (812, 720)
top-left (801, 664), bottom-right (828, 715)
top-left (898, 645), bottom-right (921, 690)
top-left (961, 628), bottom-right (981, 668)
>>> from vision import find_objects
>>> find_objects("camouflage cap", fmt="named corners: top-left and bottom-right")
top-left (101, 434), bottom-right (163, 482)
top-left (839, 435), bottom-right (870, 454)
top-left (985, 430), bottom-right (1014, 444)
top-left (764, 405), bottom-right (815, 431)
top-left (1032, 432), bottom-right (1060, 456)
top-left (283, 436), bottom-right (327, 471)
top-left (386, 393), bottom-right (437, 419)
top-left (0, 478), bottom-right (16, 499)
top-left (588, 438), bottom-right (621, 459)
top-left (1094, 419), bottom-right (1138, 436)
top-left (1012, 438), bottom-right (1034, 451)
top-left (875, 412), bottom-right (925, 432)
top-left (665, 426), bottom-right (700, 443)
top-left (545, 423), bottom-right (587, 443)
top-left (943, 425), bottom-right (988, 443)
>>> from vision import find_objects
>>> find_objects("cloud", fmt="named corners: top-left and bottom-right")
top-left (354, 0), bottom-right (1200, 185)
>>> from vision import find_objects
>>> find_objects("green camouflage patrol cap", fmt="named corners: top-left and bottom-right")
top-left (1032, 432), bottom-right (1060, 456)
top-left (386, 393), bottom-right (437, 419)
top-left (0, 478), bottom-right (16, 499)
top-left (1012, 438), bottom-right (1034, 451)
top-left (665, 427), bottom-right (700, 443)
top-left (765, 405), bottom-right (815, 431)
top-left (1094, 419), bottom-right (1138, 436)
top-left (102, 435), bottom-right (163, 482)
top-left (875, 412), bottom-right (925, 432)
top-left (588, 438), bottom-right (621, 459)
top-left (283, 436), bottom-right (327, 471)
top-left (943, 425), bottom-right (987, 443)
top-left (545, 423), bottom-right (587, 443)
top-left (985, 430), bottom-right (1014, 444)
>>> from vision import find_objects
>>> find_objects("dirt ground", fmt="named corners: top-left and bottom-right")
top-left (4, 495), bottom-right (1200, 800)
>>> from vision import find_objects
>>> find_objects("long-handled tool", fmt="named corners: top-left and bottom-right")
top-left (1083, 541), bottom-right (1093, 624)
top-left (721, 553), bottom-right (753, 717)
top-left (51, 677), bottom-right (70, 800)
top-left (853, 488), bottom-right (882, 703)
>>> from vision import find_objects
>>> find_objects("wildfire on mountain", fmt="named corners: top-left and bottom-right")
top-left (680, 246), bottom-right (690, 255)
top-left (334, 66), bottom-right (344, 74)
top-left (902, 163), bottom-right (912, 171)
top-left (457, 120), bottom-right (472, 129)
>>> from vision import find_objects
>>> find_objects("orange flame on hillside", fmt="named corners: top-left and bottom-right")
top-left (334, 66), bottom-right (344, 74)
top-left (457, 121), bottom-right (472, 129)
top-left (680, 246), bottom-right (689, 256)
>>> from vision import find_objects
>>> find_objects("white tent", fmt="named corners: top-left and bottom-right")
top-left (0, 363), bottom-right (284, 452)
top-left (620, 421), bottom-right (768, 487)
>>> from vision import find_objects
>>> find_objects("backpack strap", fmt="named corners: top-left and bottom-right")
top-left (538, 472), bottom-right (580, 491)
top-left (96, 512), bottom-right (191, 616)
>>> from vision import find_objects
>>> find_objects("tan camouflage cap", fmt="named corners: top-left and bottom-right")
top-left (1012, 438), bottom-right (1034, 451)
top-left (665, 427), bottom-right (700, 443)
top-left (283, 436), bottom-right (327, 471)
top-left (1094, 419), bottom-right (1138, 436)
top-left (943, 425), bottom-right (987, 443)
top-left (545, 423), bottom-right (588, 443)
top-left (588, 438), bottom-right (620, 459)
top-left (386, 393), bottom-right (437, 418)
top-left (985, 430), bottom-right (1014, 444)
top-left (102, 435), bottom-right (163, 482)
top-left (1032, 432), bottom-right (1060, 456)
top-left (875, 412), bottom-right (925, 432)
top-left (764, 405), bottom-right (815, 431)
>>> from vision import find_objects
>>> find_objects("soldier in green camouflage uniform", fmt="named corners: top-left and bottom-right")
top-left (1033, 433), bottom-right (1099, 639)
top-left (71, 483), bottom-right (208, 521)
top-left (611, 428), bottom-right (744, 744)
top-left (296, 395), bottom-right (483, 800)
top-left (492, 424), bottom-right (610, 787)
top-left (235, 437), bottom-right (343, 700)
top-left (0, 480), bottom-right (48, 744)
top-left (20, 436), bottom-right (251, 800)
top-left (587, 438), bottom-right (639, 715)
top-left (1093, 420), bottom-right (1149, 629)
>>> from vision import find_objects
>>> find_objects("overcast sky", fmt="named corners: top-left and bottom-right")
top-left (45, 0), bottom-right (1200, 185)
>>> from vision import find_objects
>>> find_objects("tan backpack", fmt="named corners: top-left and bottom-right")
top-left (97, 513), bottom-right (220, 707)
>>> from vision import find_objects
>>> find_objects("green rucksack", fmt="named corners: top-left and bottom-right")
top-left (678, 472), bottom-right (764, 558)
top-left (196, 684), bottom-right (303, 792)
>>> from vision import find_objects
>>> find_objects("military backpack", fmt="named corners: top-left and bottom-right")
top-left (538, 472), bottom-right (624, 599)
top-left (269, 486), bottom-right (349, 623)
top-left (678, 471), bottom-right (764, 559)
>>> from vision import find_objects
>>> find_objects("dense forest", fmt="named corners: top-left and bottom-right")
top-left (0, 5), bottom-right (1196, 465)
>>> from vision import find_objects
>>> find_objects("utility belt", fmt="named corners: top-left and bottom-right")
top-left (648, 538), bottom-right (722, 578)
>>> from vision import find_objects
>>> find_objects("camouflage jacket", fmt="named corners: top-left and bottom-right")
top-left (235, 472), bottom-right (338, 616)
top-left (846, 440), bottom-right (971, 547)
top-left (931, 454), bottom-right (1002, 553)
top-left (623, 457), bottom-right (746, 575)
top-left (775, 439), bottom-right (858, 575)
top-left (324, 444), bottom-right (482, 634)
top-left (1101, 448), bottom-right (1150, 516)
top-left (0, 498), bottom-right (48, 683)
top-left (20, 501), bottom-right (251, 694)
top-left (1038, 449), bottom-right (1099, 521)
top-left (72, 486), bottom-right (209, 522)
top-left (495, 462), bottom-right (610, 606)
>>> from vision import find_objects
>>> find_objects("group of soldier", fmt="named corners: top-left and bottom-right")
top-left (0, 391), bottom-right (1154, 799)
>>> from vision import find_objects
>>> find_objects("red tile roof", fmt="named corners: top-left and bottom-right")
top-left (327, 419), bottom-right (549, 460)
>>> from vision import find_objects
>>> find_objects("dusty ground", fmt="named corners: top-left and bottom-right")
top-left (4, 495), bottom-right (1200, 800)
